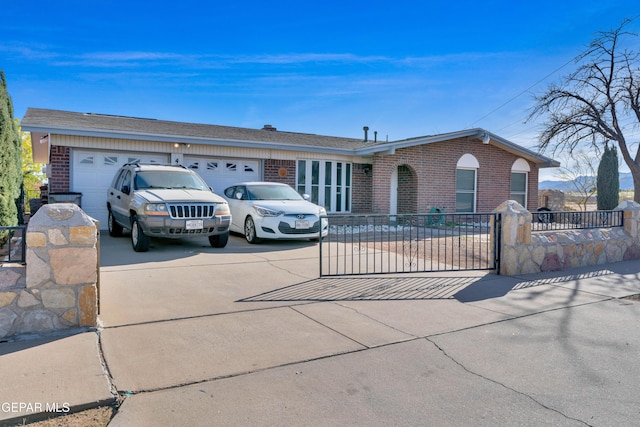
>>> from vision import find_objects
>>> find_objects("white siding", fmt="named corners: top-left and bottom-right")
top-left (51, 135), bottom-right (369, 163)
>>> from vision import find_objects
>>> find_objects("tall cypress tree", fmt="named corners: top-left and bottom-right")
top-left (596, 144), bottom-right (620, 210)
top-left (0, 71), bottom-right (22, 234)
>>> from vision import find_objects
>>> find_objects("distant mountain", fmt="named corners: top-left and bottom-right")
top-left (539, 172), bottom-right (634, 191)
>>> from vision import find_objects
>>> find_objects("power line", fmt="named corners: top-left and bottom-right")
top-left (468, 15), bottom-right (640, 128)
top-left (467, 54), bottom-right (582, 128)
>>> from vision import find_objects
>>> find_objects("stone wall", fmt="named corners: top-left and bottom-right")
top-left (0, 204), bottom-right (98, 341)
top-left (495, 200), bottom-right (640, 275)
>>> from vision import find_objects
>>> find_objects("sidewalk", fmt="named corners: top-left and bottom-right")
top-left (1, 235), bottom-right (639, 426)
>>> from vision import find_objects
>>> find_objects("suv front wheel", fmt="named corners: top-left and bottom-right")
top-left (131, 215), bottom-right (151, 252)
top-left (209, 232), bottom-right (229, 248)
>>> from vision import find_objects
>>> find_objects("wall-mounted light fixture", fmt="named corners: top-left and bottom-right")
top-left (173, 143), bottom-right (191, 148)
top-left (362, 165), bottom-right (372, 175)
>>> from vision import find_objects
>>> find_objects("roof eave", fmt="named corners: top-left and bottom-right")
top-left (355, 129), bottom-right (483, 155)
top-left (356, 128), bottom-right (559, 167)
top-left (21, 124), bottom-right (358, 156)
top-left (488, 133), bottom-right (560, 168)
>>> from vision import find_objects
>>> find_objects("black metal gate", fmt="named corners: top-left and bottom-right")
top-left (320, 212), bottom-right (500, 276)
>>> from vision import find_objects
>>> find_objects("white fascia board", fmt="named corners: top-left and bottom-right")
top-left (355, 129), bottom-right (483, 155)
top-left (488, 133), bottom-right (560, 168)
top-left (20, 124), bottom-right (358, 156)
top-left (356, 128), bottom-right (559, 168)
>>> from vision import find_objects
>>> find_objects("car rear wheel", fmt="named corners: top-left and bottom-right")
top-left (244, 216), bottom-right (261, 244)
top-left (108, 210), bottom-right (123, 237)
top-left (131, 216), bottom-right (151, 252)
top-left (209, 232), bottom-right (229, 248)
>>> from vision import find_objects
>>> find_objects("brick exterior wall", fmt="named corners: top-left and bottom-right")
top-left (49, 145), bottom-right (70, 192)
top-left (263, 159), bottom-right (296, 187)
top-left (370, 137), bottom-right (540, 214)
top-left (397, 165), bottom-right (417, 214)
top-left (351, 163), bottom-right (372, 213)
top-left (48, 141), bottom-right (542, 216)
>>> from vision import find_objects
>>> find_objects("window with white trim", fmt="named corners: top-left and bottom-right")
top-left (297, 160), bottom-right (351, 212)
top-left (456, 154), bottom-right (479, 213)
top-left (511, 158), bottom-right (530, 208)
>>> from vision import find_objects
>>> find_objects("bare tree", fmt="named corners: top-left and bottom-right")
top-left (554, 151), bottom-right (598, 211)
top-left (530, 19), bottom-right (640, 202)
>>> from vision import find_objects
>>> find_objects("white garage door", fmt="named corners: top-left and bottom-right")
top-left (183, 156), bottom-right (260, 195)
top-left (72, 150), bottom-right (169, 227)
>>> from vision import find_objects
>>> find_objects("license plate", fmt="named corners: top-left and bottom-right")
top-left (186, 219), bottom-right (203, 230)
top-left (295, 220), bottom-right (310, 229)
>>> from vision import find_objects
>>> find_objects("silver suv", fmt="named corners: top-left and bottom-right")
top-left (106, 163), bottom-right (231, 252)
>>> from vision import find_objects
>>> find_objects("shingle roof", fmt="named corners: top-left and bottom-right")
top-left (21, 107), bottom-right (559, 167)
top-left (21, 108), bottom-right (367, 150)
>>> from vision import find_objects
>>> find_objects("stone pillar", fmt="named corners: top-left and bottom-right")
top-left (25, 203), bottom-right (98, 329)
top-left (493, 200), bottom-right (532, 275)
top-left (617, 200), bottom-right (640, 240)
top-left (616, 200), bottom-right (640, 260)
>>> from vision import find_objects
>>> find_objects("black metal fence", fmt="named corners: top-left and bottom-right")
top-left (532, 210), bottom-right (624, 232)
top-left (0, 226), bottom-right (27, 264)
top-left (320, 213), bottom-right (498, 276)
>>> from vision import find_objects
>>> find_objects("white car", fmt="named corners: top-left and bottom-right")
top-left (223, 182), bottom-right (328, 243)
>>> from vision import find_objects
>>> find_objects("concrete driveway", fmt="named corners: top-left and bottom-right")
top-left (2, 232), bottom-right (640, 425)
top-left (98, 233), bottom-right (640, 426)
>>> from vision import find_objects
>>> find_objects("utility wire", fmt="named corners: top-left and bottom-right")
top-left (467, 15), bottom-right (640, 129)
top-left (467, 54), bottom-right (582, 128)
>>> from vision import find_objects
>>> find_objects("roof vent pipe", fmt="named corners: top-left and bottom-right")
top-left (363, 126), bottom-right (369, 142)
top-left (374, 131), bottom-right (377, 143)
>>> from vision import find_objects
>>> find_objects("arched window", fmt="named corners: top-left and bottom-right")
top-left (456, 154), bottom-right (479, 213)
top-left (511, 158), bottom-right (530, 207)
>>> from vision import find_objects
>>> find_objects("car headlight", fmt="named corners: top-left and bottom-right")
top-left (215, 203), bottom-right (230, 215)
top-left (253, 205), bottom-right (282, 217)
top-left (144, 203), bottom-right (169, 216)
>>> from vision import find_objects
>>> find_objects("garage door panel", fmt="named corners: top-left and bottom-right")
top-left (71, 151), bottom-right (254, 227)
top-left (72, 150), bottom-right (169, 227)
top-left (184, 156), bottom-right (260, 194)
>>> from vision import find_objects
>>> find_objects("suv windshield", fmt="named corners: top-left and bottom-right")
top-left (134, 171), bottom-right (209, 191)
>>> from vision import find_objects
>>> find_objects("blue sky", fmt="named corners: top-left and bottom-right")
top-left (2, 1), bottom-right (639, 180)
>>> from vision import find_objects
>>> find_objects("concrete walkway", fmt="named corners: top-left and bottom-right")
top-left (1, 234), bottom-right (640, 426)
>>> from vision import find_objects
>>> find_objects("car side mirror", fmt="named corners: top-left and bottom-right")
top-left (302, 194), bottom-right (311, 201)
top-left (122, 185), bottom-right (130, 195)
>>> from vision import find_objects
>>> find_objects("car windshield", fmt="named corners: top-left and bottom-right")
top-left (135, 171), bottom-right (209, 191)
top-left (246, 184), bottom-right (303, 201)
